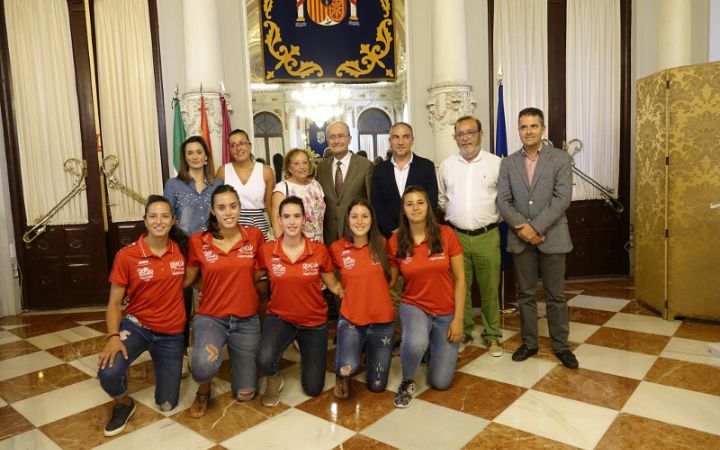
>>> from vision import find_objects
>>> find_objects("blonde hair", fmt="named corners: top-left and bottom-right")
top-left (282, 148), bottom-right (318, 179)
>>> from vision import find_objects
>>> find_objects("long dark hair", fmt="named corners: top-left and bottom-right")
top-left (178, 136), bottom-right (215, 184)
top-left (144, 195), bottom-right (188, 256)
top-left (204, 185), bottom-right (240, 240)
top-left (343, 199), bottom-right (390, 280)
top-left (395, 185), bottom-right (443, 258)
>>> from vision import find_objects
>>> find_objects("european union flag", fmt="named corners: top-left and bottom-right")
top-left (260, 0), bottom-right (396, 83)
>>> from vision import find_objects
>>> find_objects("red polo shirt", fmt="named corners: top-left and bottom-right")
top-left (330, 238), bottom-right (394, 325)
top-left (187, 226), bottom-right (265, 318)
top-left (387, 225), bottom-right (463, 315)
top-left (109, 235), bottom-right (186, 334)
top-left (258, 237), bottom-right (334, 327)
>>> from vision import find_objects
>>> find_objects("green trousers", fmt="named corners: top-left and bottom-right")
top-left (455, 227), bottom-right (501, 340)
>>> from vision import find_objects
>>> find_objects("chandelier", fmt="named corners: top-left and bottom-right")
top-left (291, 83), bottom-right (350, 126)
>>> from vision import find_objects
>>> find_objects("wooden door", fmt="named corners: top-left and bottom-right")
top-left (0, 0), bottom-right (166, 309)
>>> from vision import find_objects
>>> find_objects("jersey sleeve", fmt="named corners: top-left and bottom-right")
top-left (108, 249), bottom-right (130, 287)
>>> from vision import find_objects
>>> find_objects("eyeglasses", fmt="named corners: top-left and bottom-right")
top-left (230, 141), bottom-right (252, 149)
top-left (454, 130), bottom-right (480, 139)
top-left (327, 134), bottom-right (348, 141)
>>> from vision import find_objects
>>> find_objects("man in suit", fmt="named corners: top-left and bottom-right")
top-left (438, 115), bottom-right (502, 356)
top-left (371, 122), bottom-right (438, 237)
top-left (316, 121), bottom-right (374, 244)
top-left (496, 107), bottom-right (578, 369)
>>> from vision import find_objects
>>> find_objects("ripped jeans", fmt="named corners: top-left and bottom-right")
top-left (191, 314), bottom-right (260, 396)
top-left (98, 318), bottom-right (184, 411)
top-left (334, 316), bottom-right (394, 392)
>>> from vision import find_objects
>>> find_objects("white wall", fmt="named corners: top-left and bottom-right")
top-left (218, 0), bottom-right (254, 137)
top-left (710, 0), bottom-right (720, 61)
top-left (0, 119), bottom-right (22, 317)
top-left (465, 0), bottom-right (491, 150)
top-left (404, 0), bottom-right (433, 160)
top-left (156, 0), bottom-right (186, 177)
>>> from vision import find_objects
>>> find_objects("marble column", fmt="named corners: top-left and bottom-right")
top-left (180, 0), bottom-right (227, 170)
top-left (426, 0), bottom-right (475, 164)
top-left (658, 0), bottom-right (693, 70)
top-left (287, 109), bottom-right (299, 149)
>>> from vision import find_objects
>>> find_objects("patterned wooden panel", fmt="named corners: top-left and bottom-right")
top-left (635, 70), bottom-right (668, 314)
top-left (666, 62), bottom-right (720, 320)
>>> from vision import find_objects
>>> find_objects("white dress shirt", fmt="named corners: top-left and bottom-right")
top-left (438, 149), bottom-right (501, 230)
top-left (391, 153), bottom-right (414, 196)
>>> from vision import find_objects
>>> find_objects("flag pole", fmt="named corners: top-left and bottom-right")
top-left (496, 65), bottom-right (516, 315)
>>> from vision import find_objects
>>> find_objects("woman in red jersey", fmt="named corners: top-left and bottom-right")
top-left (329, 199), bottom-right (394, 399)
top-left (97, 195), bottom-right (188, 437)
top-left (256, 196), bottom-right (344, 407)
top-left (184, 185), bottom-right (265, 417)
top-left (387, 185), bottom-right (466, 409)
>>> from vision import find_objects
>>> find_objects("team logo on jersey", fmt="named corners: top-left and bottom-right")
top-left (204, 250), bottom-right (219, 263)
top-left (342, 256), bottom-right (355, 270)
top-left (272, 263), bottom-right (286, 276)
top-left (137, 259), bottom-right (150, 266)
top-left (401, 256), bottom-right (413, 265)
top-left (170, 260), bottom-right (185, 276)
top-left (236, 244), bottom-right (255, 259)
top-left (428, 253), bottom-right (446, 261)
top-left (137, 266), bottom-right (154, 281)
top-left (302, 261), bottom-right (319, 276)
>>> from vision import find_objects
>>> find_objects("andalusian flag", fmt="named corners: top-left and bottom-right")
top-left (172, 97), bottom-right (185, 172)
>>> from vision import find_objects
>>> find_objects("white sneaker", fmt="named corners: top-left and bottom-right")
top-left (485, 339), bottom-right (504, 357)
top-left (181, 355), bottom-right (190, 378)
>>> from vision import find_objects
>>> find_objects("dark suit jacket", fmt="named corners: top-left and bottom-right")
top-left (370, 154), bottom-right (439, 237)
top-left (316, 154), bottom-right (374, 243)
top-left (496, 145), bottom-right (573, 254)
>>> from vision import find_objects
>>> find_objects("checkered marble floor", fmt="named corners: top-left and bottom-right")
top-left (1, 278), bottom-right (720, 449)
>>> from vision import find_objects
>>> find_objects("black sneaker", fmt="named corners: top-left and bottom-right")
top-left (393, 379), bottom-right (416, 408)
top-left (104, 398), bottom-right (136, 437)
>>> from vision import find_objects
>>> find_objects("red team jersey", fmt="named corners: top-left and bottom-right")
top-left (109, 236), bottom-right (186, 334)
top-left (387, 225), bottom-right (463, 315)
top-left (330, 238), bottom-right (394, 325)
top-left (187, 226), bottom-right (265, 318)
top-left (258, 237), bottom-right (334, 327)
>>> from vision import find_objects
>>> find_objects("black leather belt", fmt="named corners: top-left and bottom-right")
top-left (449, 222), bottom-right (498, 236)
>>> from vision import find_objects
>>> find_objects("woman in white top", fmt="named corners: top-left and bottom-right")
top-left (270, 148), bottom-right (326, 242)
top-left (216, 129), bottom-right (274, 238)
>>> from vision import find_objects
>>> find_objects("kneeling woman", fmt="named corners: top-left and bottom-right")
top-left (185, 185), bottom-right (265, 417)
top-left (256, 196), bottom-right (344, 407)
top-left (329, 199), bottom-right (394, 399)
top-left (388, 185), bottom-right (466, 408)
top-left (98, 195), bottom-right (188, 436)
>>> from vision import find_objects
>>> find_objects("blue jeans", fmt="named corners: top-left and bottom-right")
top-left (191, 314), bottom-right (260, 396)
top-left (335, 317), bottom-right (394, 392)
top-left (398, 303), bottom-right (459, 390)
top-left (98, 318), bottom-right (184, 411)
top-left (257, 315), bottom-right (328, 397)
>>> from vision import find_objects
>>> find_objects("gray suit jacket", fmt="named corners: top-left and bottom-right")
top-left (496, 145), bottom-right (573, 254)
top-left (316, 153), bottom-right (374, 243)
